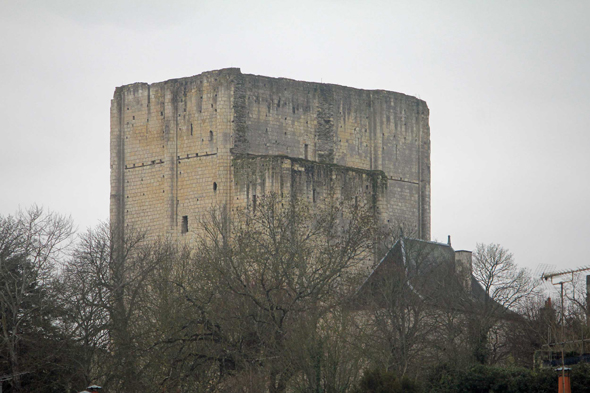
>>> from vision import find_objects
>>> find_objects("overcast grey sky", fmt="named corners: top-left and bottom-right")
top-left (1, 0), bottom-right (589, 275)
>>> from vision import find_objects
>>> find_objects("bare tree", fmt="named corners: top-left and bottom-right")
top-left (470, 242), bottom-right (540, 364)
top-left (55, 228), bottom-right (111, 387)
top-left (60, 223), bottom-right (173, 393)
top-left (357, 238), bottom-right (461, 377)
top-left (171, 193), bottom-right (377, 393)
top-left (473, 243), bottom-right (538, 312)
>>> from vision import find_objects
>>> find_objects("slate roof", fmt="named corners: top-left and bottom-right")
top-left (353, 237), bottom-right (489, 310)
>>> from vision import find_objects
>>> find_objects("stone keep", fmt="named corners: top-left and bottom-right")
top-left (110, 68), bottom-right (431, 243)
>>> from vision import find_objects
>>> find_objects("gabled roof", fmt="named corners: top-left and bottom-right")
top-left (352, 237), bottom-right (488, 310)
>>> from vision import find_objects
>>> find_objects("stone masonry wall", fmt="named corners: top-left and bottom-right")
top-left (111, 68), bottom-right (430, 246)
top-left (111, 69), bottom-right (239, 242)
top-left (232, 154), bottom-right (387, 211)
top-left (233, 72), bottom-right (430, 238)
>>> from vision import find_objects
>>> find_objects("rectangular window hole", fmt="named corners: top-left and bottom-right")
top-left (181, 216), bottom-right (188, 234)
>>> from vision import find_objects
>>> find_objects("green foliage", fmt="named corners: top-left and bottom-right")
top-left (571, 363), bottom-right (590, 393)
top-left (425, 364), bottom-right (568, 393)
top-left (0, 207), bottom-right (82, 392)
top-left (352, 368), bottom-right (419, 393)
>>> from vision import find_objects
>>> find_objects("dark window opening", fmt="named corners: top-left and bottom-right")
top-left (304, 144), bottom-right (309, 160)
top-left (252, 194), bottom-right (257, 214)
top-left (312, 189), bottom-right (316, 203)
top-left (209, 130), bottom-right (214, 141)
top-left (213, 182), bottom-right (217, 192)
top-left (181, 216), bottom-right (188, 234)
top-left (190, 124), bottom-right (193, 136)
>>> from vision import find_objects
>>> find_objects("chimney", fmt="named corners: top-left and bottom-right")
top-left (455, 250), bottom-right (472, 291)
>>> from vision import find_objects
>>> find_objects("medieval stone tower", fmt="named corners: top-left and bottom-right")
top-left (110, 68), bottom-right (431, 243)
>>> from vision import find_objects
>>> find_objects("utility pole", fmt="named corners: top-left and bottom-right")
top-left (561, 281), bottom-right (566, 393)
top-left (542, 266), bottom-right (590, 393)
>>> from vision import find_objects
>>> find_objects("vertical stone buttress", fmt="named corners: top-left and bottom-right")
top-left (110, 88), bottom-right (125, 234)
top-left (316, 84), bottom-right (335, 163)
top-left (419, 101), bottom-right (431, 240)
